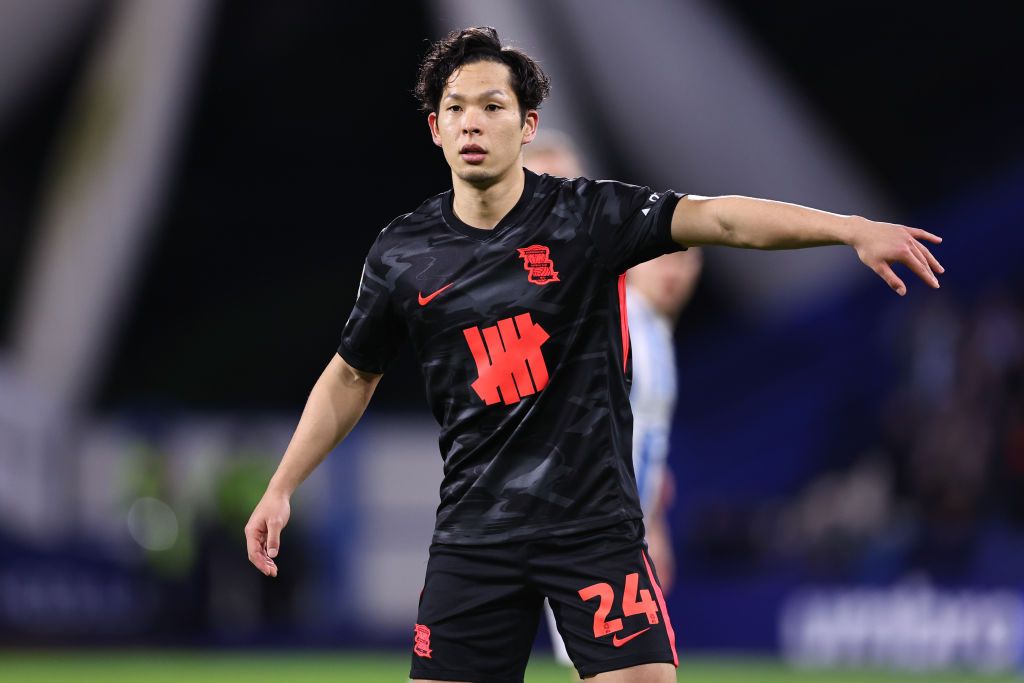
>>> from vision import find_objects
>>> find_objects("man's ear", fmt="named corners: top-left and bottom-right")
top-left (427, 112), bottom-right (442, 148)
top-left (521, 110), bottom-right (539, 145)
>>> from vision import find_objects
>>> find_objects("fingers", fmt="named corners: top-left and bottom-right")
top-left (873, 262), bottom-right (907, 296)
top-left (906, 226), bottom-right (943, 244)
top-left (266, 520), bottom-right (282, 559)
top-left (861, 224), bottom-right (944, 296)
top-left (915, 239), bottom-right (944, 275)
top-left (244, 521), bottom-right (279, 577)
top-left (906, 241), bottom-right (940, 288)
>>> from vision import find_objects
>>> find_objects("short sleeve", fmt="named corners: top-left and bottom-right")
top-left (336, 229), bottom-right (407, 374)
top-left (580, 179), bottom-right (686, 273)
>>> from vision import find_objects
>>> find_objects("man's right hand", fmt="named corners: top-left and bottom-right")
top-left (244, 491), bottom-right (291, 577)
top-left (241, 354), bottom-right (381, 578)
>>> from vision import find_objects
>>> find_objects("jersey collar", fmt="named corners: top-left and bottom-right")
top-left (441, 168), bottom-right (540, 241)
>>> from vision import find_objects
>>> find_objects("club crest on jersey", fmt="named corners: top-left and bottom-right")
top-left (517, 244), bottom-right (560, 286)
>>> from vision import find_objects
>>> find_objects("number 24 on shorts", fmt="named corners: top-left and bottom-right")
top-left (578, 573), bottom-right (660, 638)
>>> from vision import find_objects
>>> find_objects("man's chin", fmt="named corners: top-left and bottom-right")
top-left (454, 165), bottom-right (500, 187)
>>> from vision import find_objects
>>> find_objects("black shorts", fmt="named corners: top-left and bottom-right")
top-left (409, 519), bottom-right (678, 683)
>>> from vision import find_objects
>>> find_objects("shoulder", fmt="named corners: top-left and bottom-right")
top-left (554, 176), bottom-right (655, 212)
top-left (364, 212), bottom-right (410, 259)
top-left (582, 177), bottom-right (650, 199)
top-left (536, 172), bottom-right (598, 196)
top-left (377, 211), bottom-right (414, 240)
top-left (529, 171), bottom-right (608, 212)
top-left (372, 190), bottom-right (447, 251)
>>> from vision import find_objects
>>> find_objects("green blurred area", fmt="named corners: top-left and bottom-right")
top-left (0, 652), bottom-right (1020, 682)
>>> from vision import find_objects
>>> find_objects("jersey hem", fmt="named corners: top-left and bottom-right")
top-left (409, 665), bottom-right (524, 683)
top-left (576, 651), bottom-right (678, 677)
top-left (431, 511), bottom-right (641, 546)
top-left (335, 342), bottom-right (384, 375)
top-left (656, 191), bottom-right (686, 252)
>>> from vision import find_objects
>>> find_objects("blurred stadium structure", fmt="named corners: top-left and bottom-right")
top-left (1, 0), bottom-right (1023, 677)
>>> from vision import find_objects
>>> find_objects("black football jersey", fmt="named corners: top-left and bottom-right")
top-left (338, 169), bottom-right (685, 544)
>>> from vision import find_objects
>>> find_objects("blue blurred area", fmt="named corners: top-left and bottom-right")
top-left (669, 161), bottom-right (1024, 649)
top-left (640, 163), bottom-right (1024, 669)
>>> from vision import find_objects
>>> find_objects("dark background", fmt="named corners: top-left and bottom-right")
top-left (2, 0), bottom-right (1020, 412)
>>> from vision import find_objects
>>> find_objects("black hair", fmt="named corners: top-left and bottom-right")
top-left (414, 26), bottom-right (551, 122)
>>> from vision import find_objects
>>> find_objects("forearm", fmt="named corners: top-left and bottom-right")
top-left (266, 354), bottom-right (380, 497)
top-left (674, 194), bottom-right (859, 250)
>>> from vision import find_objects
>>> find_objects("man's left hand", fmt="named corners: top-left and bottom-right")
top-left (849, 217), bottom-right (944, 296)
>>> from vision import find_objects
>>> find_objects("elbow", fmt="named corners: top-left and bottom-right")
top-left (345, 365), bottom-right (380, 388)
top-left (712, 196), bottom-right (773, 249)
top-left (707, 197), bottom-right (759, 249)
top-left (717, 214), bottom-right (759, 249)
top-left (720, 217), bottom-right (773, 250)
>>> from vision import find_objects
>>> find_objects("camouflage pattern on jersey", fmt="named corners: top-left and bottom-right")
top-left (339, 169), bottom-right (684, 544)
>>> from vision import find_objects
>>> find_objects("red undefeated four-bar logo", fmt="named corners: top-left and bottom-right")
top-left (463, 313), bottom-right (550, 405)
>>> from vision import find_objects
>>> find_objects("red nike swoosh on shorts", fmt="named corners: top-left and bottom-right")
top-left (418, 283), bottom-right (455, 306)
top-left (612, 627), bottom-right (651, 647)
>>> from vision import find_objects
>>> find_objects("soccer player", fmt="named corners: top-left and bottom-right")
top-left (244, 26), bottom-right (944, 683)
top-left (525, 134), bottom-right (702, 671)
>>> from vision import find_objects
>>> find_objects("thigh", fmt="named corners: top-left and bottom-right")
top-left (589, 662), bottom-right (675, 682)
top-left (532, 520), bottom-right (678, 679)
top-left (410, 542), bottom-right (543, 683)
top-left (543, 598), bottom-right (574, 667)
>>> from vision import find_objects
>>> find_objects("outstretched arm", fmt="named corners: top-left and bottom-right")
top-left (670, 195), bottom-right (944, 296)
top-left (244, 353), bottom-right (382, 576)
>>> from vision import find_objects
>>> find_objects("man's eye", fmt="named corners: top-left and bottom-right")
top-left (448, 105), bottom-right (462, 112)
top-left (486, 104), bottom-right (501, 111)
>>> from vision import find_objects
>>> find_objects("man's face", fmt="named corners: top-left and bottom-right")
top-left (428, 60), bottom-right (538, 186)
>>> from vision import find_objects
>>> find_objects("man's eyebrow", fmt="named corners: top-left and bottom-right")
top-left (442, 89), bottom-right (510, 102)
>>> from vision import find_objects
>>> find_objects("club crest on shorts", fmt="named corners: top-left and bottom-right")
top-left (413, 623), bottom-right (432, 658)
top-left (517, 244), bottom-right (560, 286)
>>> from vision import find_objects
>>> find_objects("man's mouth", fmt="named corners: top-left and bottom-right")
top-left (460, 144), bottom-right (486, 164)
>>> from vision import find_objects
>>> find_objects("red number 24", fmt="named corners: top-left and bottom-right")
top-left (578, 573), bottom-right (660, 638)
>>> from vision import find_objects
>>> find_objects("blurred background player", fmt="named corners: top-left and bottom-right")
top-left (525, 132), bottom-right (703, 671)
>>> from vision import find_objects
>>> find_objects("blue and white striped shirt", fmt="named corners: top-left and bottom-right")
top-left (626, 286), bottom-right (677, 515)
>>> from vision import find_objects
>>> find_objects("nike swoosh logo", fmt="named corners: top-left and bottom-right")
top-left (418, 283), bottom-right (454, 306)
top-left (612, 627), bottom-right (651, 647)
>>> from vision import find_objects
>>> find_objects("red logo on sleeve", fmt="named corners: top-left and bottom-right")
top-left (463, 313), bottom-right (550, 405)
top-left (517, 244), bottom-right (560, 285)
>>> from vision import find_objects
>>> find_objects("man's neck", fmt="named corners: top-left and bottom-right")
top-left (451, 166), bottom-right (525, 229)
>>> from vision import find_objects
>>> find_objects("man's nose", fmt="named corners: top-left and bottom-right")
top-left (461, 109), bottom-right (482, 135)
